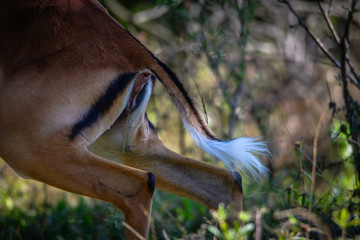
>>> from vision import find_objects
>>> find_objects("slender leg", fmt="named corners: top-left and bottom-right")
top-left (120, 144), bottom-right (243, 211)
top-left (24, 150), bottom-right (154, 240)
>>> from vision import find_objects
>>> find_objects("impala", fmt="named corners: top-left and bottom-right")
top-left (0, 0), bottom-right (268, 239)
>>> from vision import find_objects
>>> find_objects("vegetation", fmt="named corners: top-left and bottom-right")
top-left (1, 0), bottom-right (360, 239)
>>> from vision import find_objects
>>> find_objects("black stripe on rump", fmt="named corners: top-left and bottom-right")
top-left (131, 81), bottom-right (149, 112)
top-left (129, 74), bottom-right (156, 112)
top-left (150, 74), bottom-right (156, 87)
top-left (152, 60), bottom-right (217, 140)
top-left (69, 72), bottom-right (136, 140)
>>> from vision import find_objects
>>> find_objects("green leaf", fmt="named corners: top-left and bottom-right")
top-left (340, 208), bottom-right (350, 228)
top-left (238, 223), bottom-right (255, 235)
top-left (347, 218), bottom-right (360, 227)
top-left (208, 225), bottom-right (223, 238)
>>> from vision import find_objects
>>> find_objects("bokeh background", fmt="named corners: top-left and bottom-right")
top-left (1, 0), bottom-right (360, 239)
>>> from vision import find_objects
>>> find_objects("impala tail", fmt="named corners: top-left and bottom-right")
top-left (149, 58), bottom-right (269, 178)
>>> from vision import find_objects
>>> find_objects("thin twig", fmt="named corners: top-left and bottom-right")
top-left (319, 0), bottom-right (360, 86)
top-left (150, 217), bottom-right (157, 240)
top-left (162, 229), bottom-right (170, 240)
top-left (309, 109), bottom-right (326, 210)
top-left (326, 81), bottom-right (337, 121)
top-left (280, 0), bottom-right (360, 88)
top-left (121, 221), bottom-right (147, 240)
top-left (255, 208), bottom-right (263, 240)
top-left (317, 1), bottom-right (340, 43)
top-left (347, 54), bottom-right (360, 84)
top-left (346, 137), bottom-right (360, 146)
top-left (328, 0), bottom-right (333, 13)
top-left (191, 77), bottom-right (209, 124)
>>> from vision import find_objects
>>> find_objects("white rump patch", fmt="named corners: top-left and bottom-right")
top-left (184, 123), bottom-right (269, 178)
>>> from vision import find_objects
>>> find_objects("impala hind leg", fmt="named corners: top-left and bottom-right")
top-left (23, 150), bottom-right (154, 240)
top-left (89, 117), bottom-right (243, 212)
top-left (120, 145), bottom-right (243, 212)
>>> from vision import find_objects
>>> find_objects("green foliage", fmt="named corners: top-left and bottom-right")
top-left (207, 204), bottom-right (254, 240)
top-left (0, 190), bottom-right (126, 239)
top-left (330, 120), bottom-right (353, 159)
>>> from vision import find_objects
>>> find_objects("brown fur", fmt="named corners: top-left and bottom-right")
top-left (0, 1), bottom-right (242, 239)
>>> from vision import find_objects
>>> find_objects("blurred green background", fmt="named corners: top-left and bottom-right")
top-left (1, 0), bottom-right (360, 239)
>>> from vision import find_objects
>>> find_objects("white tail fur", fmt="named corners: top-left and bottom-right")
top-left (184, 122), bottom-right (269, 178)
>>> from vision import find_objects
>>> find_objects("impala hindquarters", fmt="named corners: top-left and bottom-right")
top-left (0, 0), bottom-right (267, 239)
